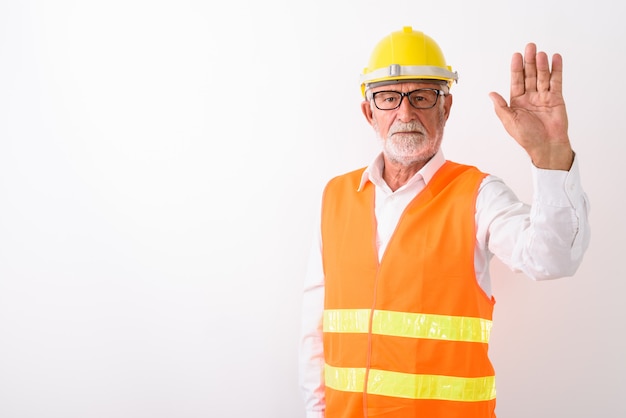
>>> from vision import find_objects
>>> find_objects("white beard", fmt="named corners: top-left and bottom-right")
top-left (374, 115), bottom-right (445, 167)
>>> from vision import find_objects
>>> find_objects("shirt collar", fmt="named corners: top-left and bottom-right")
top-left (358, 149), bottom-right (446, 192)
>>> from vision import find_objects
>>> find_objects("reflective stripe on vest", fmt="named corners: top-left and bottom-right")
top-left (325, 364), bottom-right (496, 402)
top-left (324, 309), bottom-right (492, 343)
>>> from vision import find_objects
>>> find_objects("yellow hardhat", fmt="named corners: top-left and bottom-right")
top-left (360, 26), bottom-right (458, 97)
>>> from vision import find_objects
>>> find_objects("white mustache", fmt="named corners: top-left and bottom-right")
top-left (388, 122), bottom-right (425, 136)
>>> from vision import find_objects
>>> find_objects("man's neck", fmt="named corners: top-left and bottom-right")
top-left (382, 159), bottom-right (426, 192)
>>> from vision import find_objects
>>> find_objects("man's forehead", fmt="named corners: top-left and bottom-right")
top-left (368, 79), bottom-right (447, 92)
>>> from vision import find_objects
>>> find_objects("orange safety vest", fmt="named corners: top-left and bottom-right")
top-left (321, 161), bottom-right (496, 418)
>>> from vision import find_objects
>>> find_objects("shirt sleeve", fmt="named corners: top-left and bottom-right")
top-left (298, 204), bottom-right (326, 417)
top-left (476, 154), bottom-right (591, 280)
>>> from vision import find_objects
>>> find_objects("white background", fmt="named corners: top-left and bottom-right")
top-left (0, 1), bottom-right (623, 417)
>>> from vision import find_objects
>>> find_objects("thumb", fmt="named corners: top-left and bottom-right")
top-left (488, 92), bottom-right (511, 123)
top-left (488, 92), bottom-right (507, 109)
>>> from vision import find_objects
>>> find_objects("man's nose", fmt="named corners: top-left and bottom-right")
top-left (396, 96), bottom-right (417, 121)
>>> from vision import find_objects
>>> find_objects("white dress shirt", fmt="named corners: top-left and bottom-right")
top-left (299, 149), bottom-right (591, 418)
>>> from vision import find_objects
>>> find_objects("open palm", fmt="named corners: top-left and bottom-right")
top-left (489, 43), bottom-right (573, 170)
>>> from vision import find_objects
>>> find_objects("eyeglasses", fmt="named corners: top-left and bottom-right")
top-left (371, 88), bottom-right (446, 110)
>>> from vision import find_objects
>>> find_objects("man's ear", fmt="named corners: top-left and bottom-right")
top-left (443, 93), bottom-right (453, 121)
top-left (361, 100), bottom-right (374, 126)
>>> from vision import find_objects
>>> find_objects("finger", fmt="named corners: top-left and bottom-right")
top-left (550, 53), bottom-right (564, 94)
top-left (488, 91), bottom-right (508, 108)
top-left (510, 52), bottom-right (524, 98)
top-left (523, 43), bottom-right (538, 93)
top-left (489, 92), bottom-right (513, 124)
top-left (536, 51), bottom-right (550, 92)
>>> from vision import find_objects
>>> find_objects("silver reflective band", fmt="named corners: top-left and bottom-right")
top-left (360, 64), bottom-right (459, 85)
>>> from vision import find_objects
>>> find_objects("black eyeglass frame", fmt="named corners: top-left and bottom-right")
top-left (370, 88), bottom-right (447, 110)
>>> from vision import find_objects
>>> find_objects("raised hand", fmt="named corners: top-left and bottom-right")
top-left (489, 43), bottom-right (574, 170)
